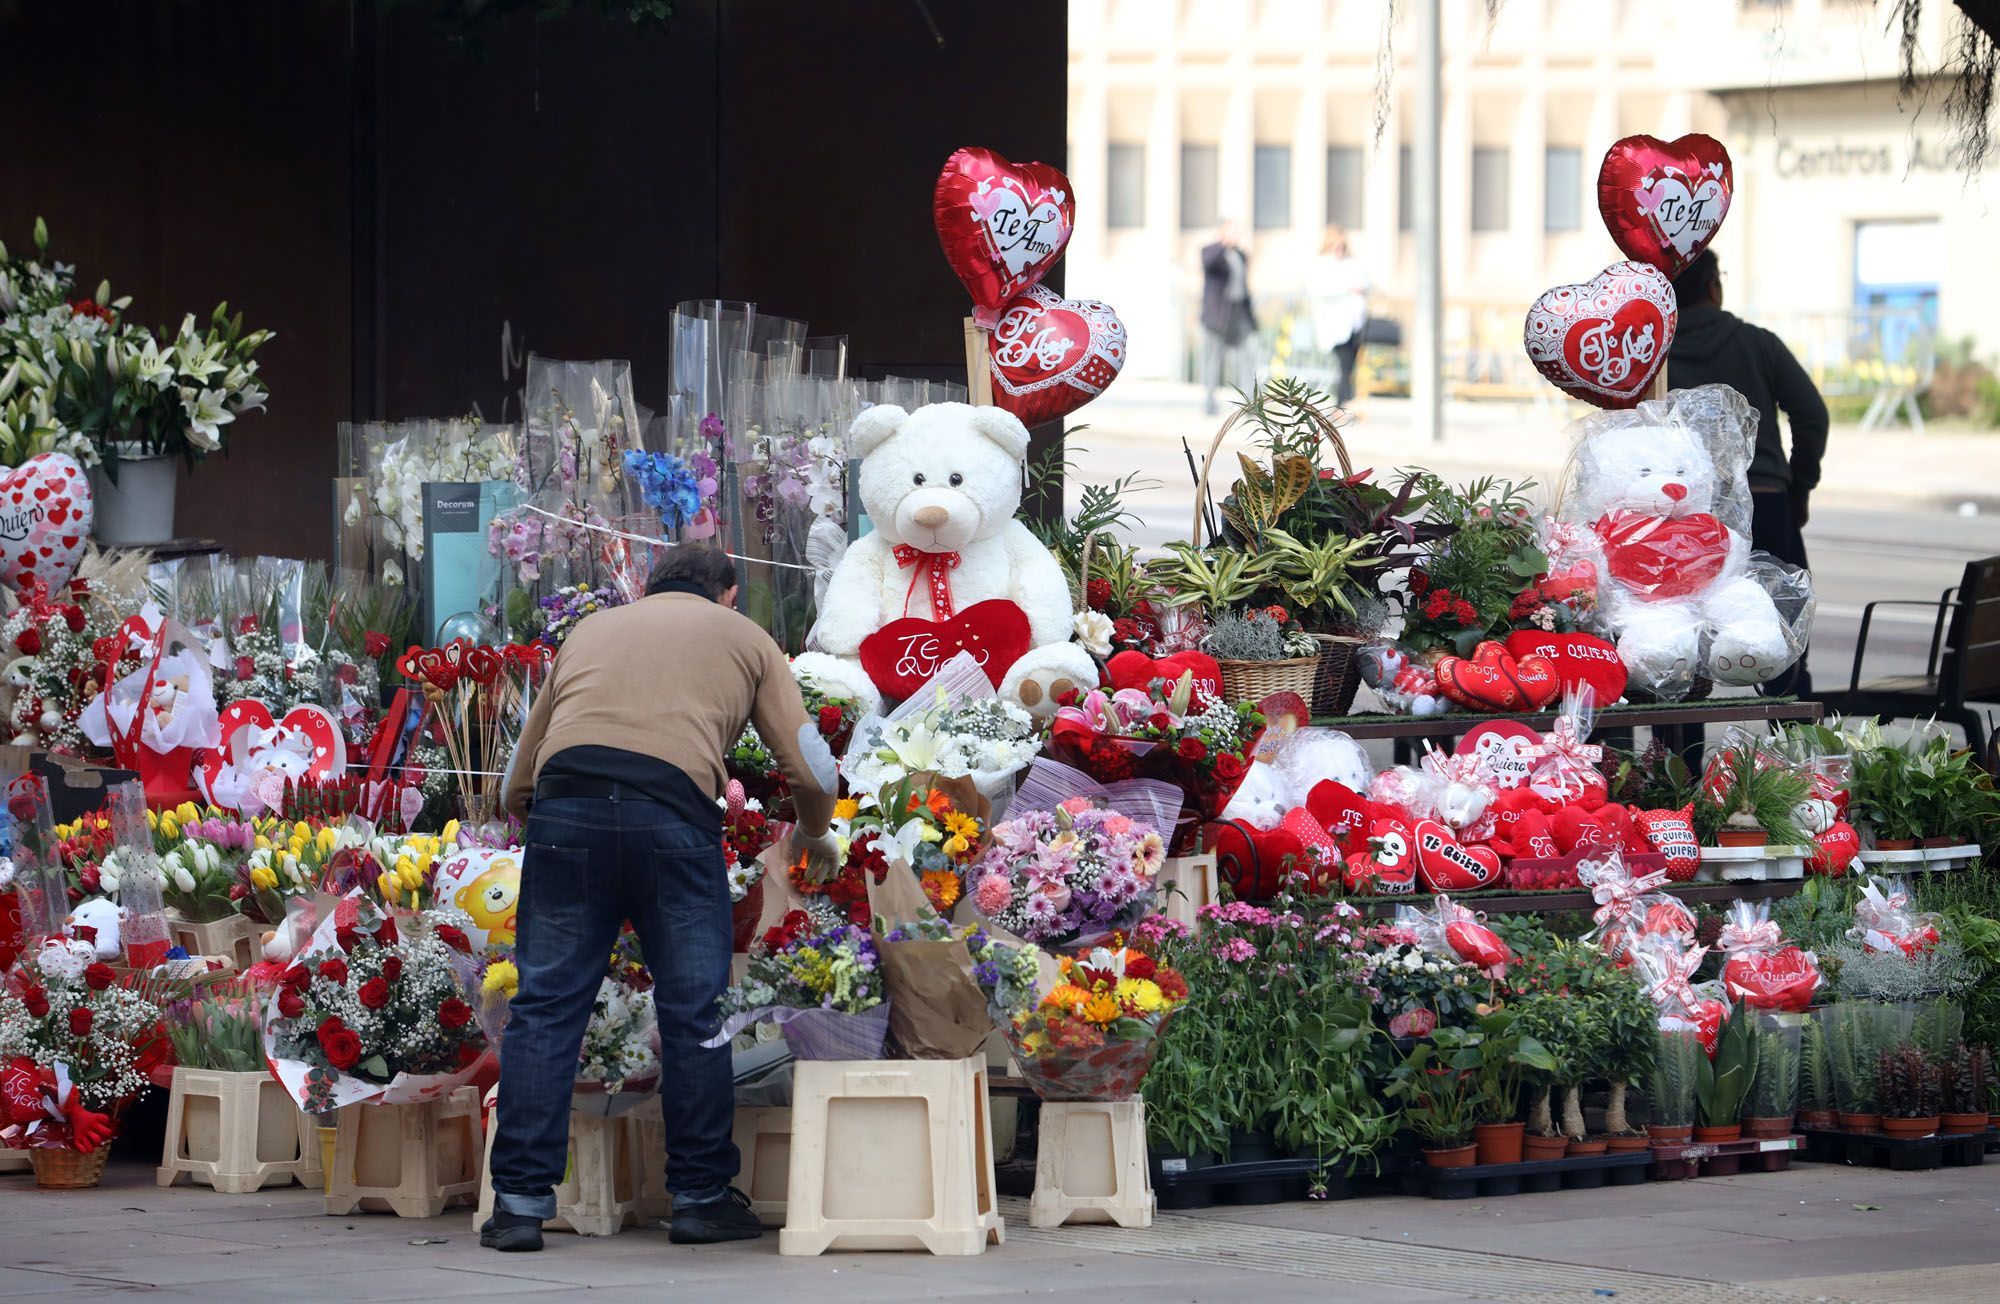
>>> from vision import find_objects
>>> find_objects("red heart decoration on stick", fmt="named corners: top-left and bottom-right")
top-left (0, 454), bottom-right (93, 595)
top-left (1504, 632), bottom-right (1627, 705)
top-left (986, 283), bottom-right (1127, 426)
top-left (858, 598), bottom-right (1032, 702)
top-left (1597, 134), bottom-right (1733, 277)
top-left (934, 146), bottom-right (1075, 318)
top-left (1413, 818), bottom-right (1503, 891)
top-left (1524, 261), bottom-right (1677, 410)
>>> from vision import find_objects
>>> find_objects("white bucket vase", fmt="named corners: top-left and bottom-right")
top-left (89, 447), bottom-right (179, 545)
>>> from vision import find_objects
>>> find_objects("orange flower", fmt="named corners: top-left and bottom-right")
top-left (1082, 992), bottom-right (1121, 1025)
top-left (920, 870), bottom-right (962, 913)
top-left (1043, 983), bottom-right (1092, 1014)
top-left (926, 789), bottom-right (953, 816)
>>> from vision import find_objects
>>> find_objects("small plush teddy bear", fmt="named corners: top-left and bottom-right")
top-left (1563, 386), bottom-right (1799, 696)
top-left (795, 402), bottom-right (1097, 717)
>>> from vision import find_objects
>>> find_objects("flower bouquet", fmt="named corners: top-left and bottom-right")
top-left (998, 943), bottom-right (1187, 1100)
top-left (4, 577), bottom-right (140, 753)
top-left (710, 919), bottom-right (889, 1060)
top-left (261, 892), bottom-right (491, 1112)
top-left (0, 938), bottom-right (168, 1163)
top-left (966, 758), bottom-right (1176, 949)
top-left (723, 782), bottom-right (774, 951)
top-left (835, 776), bottom-right (988, 917)
top-left (839, 652), bottom-right (1041, 811)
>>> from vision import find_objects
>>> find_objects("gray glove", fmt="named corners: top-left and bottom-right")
top-left (791, 828), bottom-right (842, 885)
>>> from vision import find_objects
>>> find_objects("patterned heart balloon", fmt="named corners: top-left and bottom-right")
top-left (0, 453), bottom-right (92, 595)
top-left (1524, 262), bottom-right (1677, 410)
top-left (986, 284), bottom-right (1127, 426)
top-left (934, 147), bottom-right (1075, 318)
top-left (1597, 134), bottom-right (1733, 277)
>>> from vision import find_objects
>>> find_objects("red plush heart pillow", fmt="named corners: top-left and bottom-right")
top-left (1206, 819), bottom-right (1303, 902)
top-left (1551, 806), bottom-right (1611, 855)
top-left (1345, 815), bottom-right (1419, 895)
top-left (1810, 822), bottom-right (1859, 875)
top-left (1504, 631), bottom-right (1628, 706)
top-left (1306, 780), bottom-right (1370, 858)
top-left (1412, 819), bottom-right (1502, 891)
top-left (1105, 649), bottom-right (1223, 703)
top-left (1636, 804), bottom-right (1701, 882)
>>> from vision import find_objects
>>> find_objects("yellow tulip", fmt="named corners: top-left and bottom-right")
top-left (317, 827), bottom-right (338, 855)
top-left (249, 864), bottom-right (278, 891)
top-left (293, 821), bottom-right (311, 842)
top-left (159, 816), bottom-right (179, 840)
top-left (144, 809), bottom-right (158, 830)
top-left (441, 819), bottom-right (461, 845)
top-left (254, 834), bottom-right (271, 851)
top-left (378, 871), bottom-right (399, 901)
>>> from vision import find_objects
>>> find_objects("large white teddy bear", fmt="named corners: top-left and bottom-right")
top-left (1562, 386), bottom-right (1800, 696)
top-left (794, 402), bottom-right (1097, 717)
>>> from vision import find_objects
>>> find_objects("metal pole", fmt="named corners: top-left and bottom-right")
top-left (1413, 0), bottom-right (1444, 444)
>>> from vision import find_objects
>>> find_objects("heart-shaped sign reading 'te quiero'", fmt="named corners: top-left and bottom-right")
top-left (0, 453), bottom-right (93, 596)
top-left (1413, 818), bottom-right (1503, 892)
top-left (986, 283), bottom-right (1127, 427)
top-left (1597, 133), bottom-right (1733, 278)
top-left (934, 147), bottom-right (1075, 318)
top-left (1524, 261), bottom-right (1677, 410)
top-left (858, 598), bottom-right (1032, 702)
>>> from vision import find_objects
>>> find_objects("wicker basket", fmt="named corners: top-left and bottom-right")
top-left (1307, 634), bottom-right (1366, 717)
top-left (1216, 654), bottom-right (1320, 708)
top-left (31, 1146), bottom-right (110, 1189)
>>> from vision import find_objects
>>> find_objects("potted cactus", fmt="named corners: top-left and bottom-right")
top-left (1647, 1027), bottom-right (1702, 1146)
top-left (1877, 1045), bottom-right (1942, 1137)
top-left (1743, 1013), bottom-right (1804, 1138)
top-left (1940, 1042), bottom-right (1992, 1135)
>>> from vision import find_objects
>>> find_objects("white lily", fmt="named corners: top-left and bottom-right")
top-left (184, 387), bottom-right (235, 449)
top-left (131, 336), bottom-right (174, 389)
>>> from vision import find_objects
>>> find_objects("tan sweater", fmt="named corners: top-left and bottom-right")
top-left (501, 592), bottom-right (834, 837)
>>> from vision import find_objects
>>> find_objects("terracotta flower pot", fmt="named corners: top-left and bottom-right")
top-left (1566, 1138), bottom-right (1607, 1156)
top-left (1839, 1111), bottom-right (1882, 1134)
top-left (1691, 1124), bottom-right (1741, 1144)
top-left (1645, 1124), bottom-right (1692, 1146)
top-left (1422, 1143), bottom-right (1478, 1169)
top-left (1875, 838), bottom-right (1917, 851)
top-left (1716, 828), bottom-right (1769, 848)
top-left (1798, 1109), bottom-right (1838, 1130)
top-left (1473, 1121), bottom-right (1525, 1166)
top-left (1989, 1111), bottom-right (2000, 1132)
top-left (1940, 1112), bottom-right (1989, 1135)
top-left (1881, 1115), bottom-right (1938, 1138)
top-left (1604, 1134), bottom-right (1652, 1153)
top-left (1743, 1115), bottom-right (1794, 1139)
top-left (1920, 835), bottom-right (1956, 848)
top-left (1522, 1133), bottom-right (1570, 1161)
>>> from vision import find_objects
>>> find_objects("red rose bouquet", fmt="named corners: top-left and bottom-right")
top-left (0, 938), bottom-right (168, 1152)
top-left (262, 891), bottom-right (491, 1111)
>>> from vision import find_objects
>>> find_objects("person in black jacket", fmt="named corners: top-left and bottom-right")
top-left (1200, 221), bottom-right (1256, 415)
top-left (1668, 249), bottom-right (1828, 695)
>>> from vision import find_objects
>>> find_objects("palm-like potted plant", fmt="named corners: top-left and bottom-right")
top-left (1940, 1041), bottom-right (1993, 1135)
top-left (1799, 1015), bottom-right (1838, 1130)
top-left (1825, 1001), bottom-right (1898, 1132)
top-left (1694, 1006), bottom-right (1761, 1145)
top-left (1877, 1044), bottom-right (1942, 1137)
top-left (1648, 1027), bottom-right (1703, 1145)
top-left (1702, 748), bottom-right (1812, 849)
top-left (1255, 528), bottom-right (1388, 714)
top-left (1744, 1012), bottom-right (1805, 1138)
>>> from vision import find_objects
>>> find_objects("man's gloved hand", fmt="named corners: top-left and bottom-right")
top-left (791, 828), bottom-right (842, 885)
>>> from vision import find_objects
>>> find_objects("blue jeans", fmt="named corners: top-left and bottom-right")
top-left (489, 795), bottom-right (737, 1217)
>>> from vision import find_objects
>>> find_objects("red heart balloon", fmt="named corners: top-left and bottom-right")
top-left (1597, 134), bottom-right (1733, 277)
top-left (1104, 648), bottom-right (1222, 703)
top-left (934, 146), bottom-right (1075, 317)
top-left (1445, 919), bottom-right (1511, 970)
top-left (986, 283), bottom-right (1127, 426)
top-left (858, 598), bottom-right (1032, 702)
top-left (1305, 780), bottom-right (1369, 858)
top-left (1524, 261), bottom-right (1677, 410)
top-left (1504, 632), bottom-right (1627, 706)
top-left (1413, 818), bottom-right (1503, 892)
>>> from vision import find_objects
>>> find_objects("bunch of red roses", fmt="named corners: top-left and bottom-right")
top-left (0, 942), bottom-right (168, 1140)
top-left (776, 830), bottom-right (887, 938)
top-left (265, 896), bottom-right (486, 1093)
top-left (1084, 578), bottom-right (1167, 655)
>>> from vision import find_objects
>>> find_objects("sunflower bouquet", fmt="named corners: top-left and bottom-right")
top-left (830, 776), bottom-right (986, 918)
top-left (997, 943), bottom-right (1188, 1101)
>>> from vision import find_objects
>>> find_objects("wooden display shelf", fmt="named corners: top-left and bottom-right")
top-left (1348, 878), bottom-right (1808, 918)
top-left (1312, 698), bottom-right (1821, 742)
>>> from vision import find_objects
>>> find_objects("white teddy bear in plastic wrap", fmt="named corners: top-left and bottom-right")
top-left (1562, 385), bottom-right (1807, 696)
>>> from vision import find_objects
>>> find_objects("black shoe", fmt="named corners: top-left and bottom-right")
top-left (480, 1211), bottom-right (544, 1252)
top-left (668, 1187), bottom-right (764, 1244)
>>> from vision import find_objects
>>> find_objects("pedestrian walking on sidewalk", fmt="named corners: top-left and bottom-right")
top-left (1307, 226), bottom-right (1371, 407)
top-left (483, 545), bottom-right (840, 1252)
top-left (1200, 220), bottom-right (1257, 414)
top-left (1668, 249), bottom-right (1828, 696)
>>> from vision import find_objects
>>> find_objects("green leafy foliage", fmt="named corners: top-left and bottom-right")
top-left (1749, 1017), bottom-right (1804, 1118)
top-left (1696, 1005), bottom-right (1762, 1126)
top-left (1649, 1027), bottom-right (1704, 1129)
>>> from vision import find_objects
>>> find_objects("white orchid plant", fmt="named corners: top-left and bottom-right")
top-left (0, 218), bottom-right (272, 471)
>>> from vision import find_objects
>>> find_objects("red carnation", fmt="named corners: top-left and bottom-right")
top-left (68, 1007), bottom-right (93, 1037)
top-left (83, 962), bottom-right (114, 991)
top-left (357, 977), bottom-right (390, 1010)
top-left (374, 917), bottom-right (398, 946)
top-left (316, 1018), bottom-right (363, 1071)
top-left (817, 705), bottom-right (844, 736)
top-left (1177, 736), bottom-right (1208, 763)
top-left (363, 630), bottom-right (391, 658)
top-left (233, 655), bottom-right (255, 682)
top-left (437, 997), bottom-right (472, 1030)
top-left (1124, 954), bottom-right (1157, 980)
top-left (277, 987), bottom-right (305, 1018)
top-left (318, 958), bottom-right (349, 985)
top-left (14, 628), bottom-right (41, 655)
top-left (1214, 752), bottom-right (1245, 781)
top-left (22, 986), bottom-right (49, 1018)
top-left (435, 924), bottom-right (471, 953)
top-left (1085, 578), bottom-right (1113, 611)
top-left (1156, 970), bottom-right (1189, 1001)
top-left (1111, 617), bottom-right (1142, 646)
top-left (380, 956), bottom-right (403, 982)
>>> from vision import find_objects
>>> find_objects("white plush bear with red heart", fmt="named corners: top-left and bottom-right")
top-left (793, 403), bottom-right (1096, 718)
top-left (1562, 385), bottom-right (1804, 699)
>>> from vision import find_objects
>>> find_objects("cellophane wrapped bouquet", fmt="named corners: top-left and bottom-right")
top-left (262, 892), bottom-right (490, 1111)
top-left (994, 942), bottom-right (1188, 1100)
top-left (833, 776), bottom-right (988, 917)
top-left (712, 917), bottom-right (889, 1060)
top-left (1717, 899), bottom-right (1822, 1013)
top-left (473, 929), bottom-right (658, 1107)
top-left (839, 652), bottom-right (1040, 812)
top-left (966, 759), bottom-right (1178, 950)
top-left (0, 938), bottom-right (168, 1151)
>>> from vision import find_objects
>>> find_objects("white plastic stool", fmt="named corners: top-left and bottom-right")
top-left (630, 1093), bottom-right (671, 1219)
top-left (732, 1105), bottom-right (791, 1226)
top-left (165, 913), bottom-right (263, 972)
top-left (779, 1056), bottom-right (1004, 1256)
top-left (324, 1087), bottom-right (481, 1218)
top-left (1031, 1097), bottom-right (1154, 1228)
top-left (1158, 854), bottom-right (1219, 930)
top-left (476, 1097), bottom-right (648, 1236)
top-left (157, 1067), bottom-right (320, 1193)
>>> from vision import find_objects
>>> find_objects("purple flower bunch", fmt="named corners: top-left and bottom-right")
top-left (537, 585), bottom-right (625, 649)
top-left (968, 800), bottom-right (1166, 948)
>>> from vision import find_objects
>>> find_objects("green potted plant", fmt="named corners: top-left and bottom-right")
top-left (1264, 985), bottom-right (1398, 1193)
top-left (1462, 1007), bottom-right (1557, 1165)
top-left (1851, 745), bottom-right (1923, 848)
top-left (1198, 608), bottom-right (1320, 707)
top-left (1648, 1027), bottom-right (1703, 1145)
top-left (1701, 748), bottom-right (1811, 848)
top-left (1593, 973), bottom-right (1661, 1147)
top-left (1877, 1044), bottom-right (1942, 1136)
top-left (1799, 1015), bottom-right (1838, 1130)
top-left (1511, 991), bottom-right (1575, 1159)
top-left (1386, 1039), bottom-right (1481, 1168)
top-left (1146, 541), bottom-right (1271, 620)
top-left (1694, 1006), bottom-right (1760, 1145)
top-left (1824, 1001), bottom-right (1899, 1132)
top-left (1940, 1041), bottom-right (1992, 1135)
top-left (1548, 991), bottom-right (1611, 1149)
top-left (1744, 1012), bottom-right (1805, 1138)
